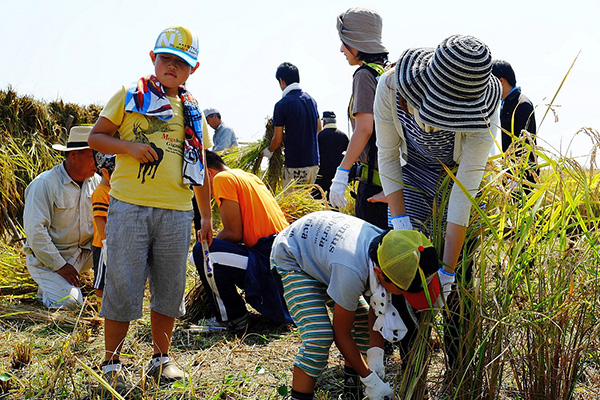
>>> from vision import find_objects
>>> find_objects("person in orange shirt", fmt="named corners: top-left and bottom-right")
top-left (91, 152), bottom-right (115, 298)
top-left (191, 150), bottom-right (291, 333)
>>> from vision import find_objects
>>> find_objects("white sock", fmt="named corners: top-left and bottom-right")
top-left (150, 355), bottom-right (170, 368)
top-left (101, 362), bottom-right (122, 374)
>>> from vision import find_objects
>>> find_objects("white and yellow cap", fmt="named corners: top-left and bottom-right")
top-left (153, 26), bottom-right (199, 67)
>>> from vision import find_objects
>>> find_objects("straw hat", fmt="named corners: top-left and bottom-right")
top-left (52, 126), bottom-right (92, 151)
top-left (395, 34), bottom-right (501, 131)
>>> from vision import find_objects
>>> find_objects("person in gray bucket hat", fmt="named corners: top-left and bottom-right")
top-left (336, 7), bottom-right (388, 55)
top-left (329, 7), bottom-right (390, 234)
top-left (374, 34), bottom-right (501, 388)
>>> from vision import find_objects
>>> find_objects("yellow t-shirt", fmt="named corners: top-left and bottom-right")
top-left (100, 86), bottom-right (211, 211)
top-left (212, 169), bottom-right (288, 248)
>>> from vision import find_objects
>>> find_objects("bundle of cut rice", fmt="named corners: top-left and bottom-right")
top-left (221, 118), bottom-right (283, 193)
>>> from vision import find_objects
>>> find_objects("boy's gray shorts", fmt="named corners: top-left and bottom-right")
top-left (100, 198), bottom-right (193, 321)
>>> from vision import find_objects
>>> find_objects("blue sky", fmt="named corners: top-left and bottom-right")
top-left (3, 0), bottom-right (599, 162)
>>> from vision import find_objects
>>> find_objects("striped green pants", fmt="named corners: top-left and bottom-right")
top-left (277, 267), bottom-right (370, 378)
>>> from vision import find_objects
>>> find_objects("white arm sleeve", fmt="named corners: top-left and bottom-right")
top-left (447, 110), bottom-right (499, 226)
top-left (374, 71), bottom-right (406, 196)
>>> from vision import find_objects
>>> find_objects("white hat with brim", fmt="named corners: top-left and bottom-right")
top-left (203, 107), bottom-right (219, 117)
top-left (52, 126), bottom-right (92, 152)
top-left (395, 34), bottom-right (501, 132)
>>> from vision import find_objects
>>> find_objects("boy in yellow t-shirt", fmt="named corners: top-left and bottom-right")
top-left (91, 152), bottom-right (115, 299)
top-left (88, 26), bottom-right (213, 392)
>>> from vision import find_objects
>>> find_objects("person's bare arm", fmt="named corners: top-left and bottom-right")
top-left (442, 222), bottom-right (466, 273)
top-left (267, 125), bottom-right (284, 152)
top-left (338, 113), bottom-right (373, 170)
top-left (193, 182), bottom-right (213, 245)
top-left (333, 304), bottom-right (371, 377)
top-left (94, 216), bottom-right (107, 240)
top-left (368, 307), bottom-right (385, 349)
top-left (88, 116), bottom-right (158, 163)
top-left (215, 199), bottom-right (243, 243)
top-left (385, 190), bottom-right (407, 217)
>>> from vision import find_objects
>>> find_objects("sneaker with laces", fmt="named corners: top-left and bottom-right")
top-left (101, 368), bottom-right (129, 397)
top-left (197, 317), bottom-right (227, 330)
top-left (338, 366), bottom-right (363, 400)
top-left (226, 313), bottom-right (249, 334)
top-left (146, 360), bottom-right (186, 384)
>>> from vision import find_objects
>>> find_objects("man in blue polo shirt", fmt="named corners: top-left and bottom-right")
top-left (262, 62), bottom-right (321, 188)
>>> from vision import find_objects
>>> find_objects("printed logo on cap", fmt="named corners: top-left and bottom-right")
top-left (155, 27), bottom-right (198, 61)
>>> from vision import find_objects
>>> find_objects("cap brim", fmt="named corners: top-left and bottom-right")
top-left (154, 48), bottom-right (197, 67)
top-left (400, 274), bottom-right (441, 310)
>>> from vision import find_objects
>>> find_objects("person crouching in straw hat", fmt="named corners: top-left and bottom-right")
top-left (23, 126), bottom-right (101, 309)
top-left (374, 34), bottom-right (501, 380)
top-left (272, 211), bottom-right (441, 400)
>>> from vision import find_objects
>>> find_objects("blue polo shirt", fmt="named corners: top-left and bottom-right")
top-left (273, 89), bottom-right (319, 168)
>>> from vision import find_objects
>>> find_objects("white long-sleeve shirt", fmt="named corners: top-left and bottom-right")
top-left (374, 70), bottom-right (499, 226)
top-left (23, 163), bottom-right (100, 271)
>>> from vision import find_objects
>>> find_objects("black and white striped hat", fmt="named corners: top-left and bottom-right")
top-left (395, 34), bottom-right (501, 131)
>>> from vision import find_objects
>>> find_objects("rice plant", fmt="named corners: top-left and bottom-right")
top-left (0, 88), bottom-right (100, 241)
top-left (396, 128), bottom-right (600, 399)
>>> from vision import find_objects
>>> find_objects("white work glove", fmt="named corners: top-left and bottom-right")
top-left (360, 371), bottom-right (393, 400)
top-left (390, 214), bottom-right (413, 230)
top-left (329, 167), bottom-right (350, 209)
top-left (435, 267), bottom-right (456, 308)
top-left (366, 347), bottom-right (385, 380)
top-left (261, 148), bottom-right (273, 159)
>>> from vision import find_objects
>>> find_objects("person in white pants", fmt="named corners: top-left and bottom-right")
top-left (24, 126), bottom-right (100, 308)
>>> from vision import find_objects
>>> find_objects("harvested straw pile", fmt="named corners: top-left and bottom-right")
top-left (182, 279), bottom-right (210, 323)
top-left (0, 88), bottom-right (102, 241)
top-left (276, 185), bottom-right (329, 223)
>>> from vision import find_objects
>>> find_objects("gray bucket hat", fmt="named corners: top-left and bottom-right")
top-left (337, 8), bottom-right (388, 54)
top-left (395, 34), bottom-right (501, 131)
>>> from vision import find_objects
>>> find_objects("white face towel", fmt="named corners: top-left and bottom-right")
top-left (281, 82), bottom-right (302, 98)
top-left (366, 260), bottom-right (408, 342)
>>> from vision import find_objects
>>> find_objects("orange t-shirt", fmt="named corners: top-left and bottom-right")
top-left (91, 183), bottom-right (110, 247)
top-left (212, 169), bottom-right (288, 248)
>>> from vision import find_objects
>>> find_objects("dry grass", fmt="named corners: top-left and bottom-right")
top-left (0, 265), bottom-right (366, 399)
